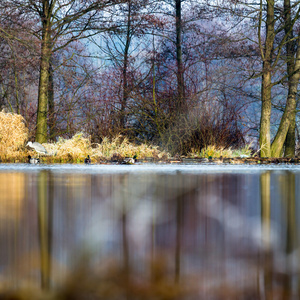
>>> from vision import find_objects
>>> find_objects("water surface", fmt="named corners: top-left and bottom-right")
top-left (0, 163), bottom-right (299, 299)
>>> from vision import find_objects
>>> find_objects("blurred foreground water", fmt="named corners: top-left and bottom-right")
top-left (0, 163), bottom-right (300, 299)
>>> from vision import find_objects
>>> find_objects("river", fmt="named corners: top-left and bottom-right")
top-left (0, 163), bottom-right (299, 299)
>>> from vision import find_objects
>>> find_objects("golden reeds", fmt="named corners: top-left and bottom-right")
top-left (42, 133), bottom-right (169, 163)
top-left (97, 135), bottom-right (169, 160)
top-left (0, 110), bottom-right (169, 163)
top-left (0, 111), bottom-right (28, 161)
top-left (0, 111), bottom-right (254, 163)
top-left (42, 132), bottom-right (91, 162)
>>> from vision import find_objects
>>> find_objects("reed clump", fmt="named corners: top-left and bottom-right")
top-left (98, 135), bottom-right (169, 160)
top-left (41, 133), bottom-right (169, 163)
top-left (43, 132), bottom-right (91, 162)
top-left (0, 112), bottom-right (28, 161)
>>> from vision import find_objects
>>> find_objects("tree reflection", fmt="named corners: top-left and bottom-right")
top-left (1, 167), bottom-right (300, 299)
top-left (260, 171), bottom-right (273, 300)
top-left (118, 173), bottom-right (130, 286)
top-left (260, 171), bottom-right (298, 300)
top-left (282, 172), bottom-right (296, 300)
top-left (37, 171), bottom-right (53, 290)
top-left (174, 188), bottom-right (183, 283)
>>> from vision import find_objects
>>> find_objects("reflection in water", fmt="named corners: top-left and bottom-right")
top-left (282, 172), bottom-right (294, 300)
top-left (0, 173), bottom-right (24, 220)
top-left (260, 171), bottom-right (272, 300)
top-left (38, 171), bottom-right (52, 290)
top-left (0, 167), bottom-right (299, 299)
top-left (260, 171), bottom-right (299, 300)
top-left (174, 174), bottom-right (183, 283)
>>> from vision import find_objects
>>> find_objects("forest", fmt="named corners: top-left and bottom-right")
top-left (0, 0), bottom-right (299, 158)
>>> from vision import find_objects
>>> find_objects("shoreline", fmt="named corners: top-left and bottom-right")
top-left (1, 156), bottom-right (300, 164)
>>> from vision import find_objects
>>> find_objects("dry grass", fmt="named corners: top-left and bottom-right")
top-left (188, 144), bottom-right (252, 159)
top-left (0, 112), bottom-right (28, 161)
top-left (97, 135), bottom-right (169, 160)
top-left (0, 112), bottom-right (169, 163)
top-left (0, 111), bottom-right (28, 152)
top-left (41, 133), bottom-right (169, 163)
top-left (42, 132), bottom-right (92, 163)
top-left (0, 112), bottom-right (252, 163)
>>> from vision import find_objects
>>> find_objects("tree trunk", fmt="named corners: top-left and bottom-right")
top-left (260, 70), bottom-right (272, 157)
top-left (175, 0), bottom-right (185, 113)
top-left (271, 0), bottom-right (300, 157)
top-left (48, 59), bottom-right (55, 141)
top-left (120, 0), bottom-right (132, 129)
top-left (284, 110), bottom-right (296, 157)
top-left (259, 0), bottom-right (275, 157)
top-left (36, 2), bottom-right (51, 143)
top-left (270, 81), bottom-right (297, 157)
top-left (284, 0), bottom-right (297, 157)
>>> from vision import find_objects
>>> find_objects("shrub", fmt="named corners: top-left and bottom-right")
top-left (160, 110), bottom-right (245, 156)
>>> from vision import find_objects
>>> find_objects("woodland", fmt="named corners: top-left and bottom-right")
top-left (0, 0), bottom-right (299, 157)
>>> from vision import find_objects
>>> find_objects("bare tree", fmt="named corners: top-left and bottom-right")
top-left (0, 0), bottom-right (125, 143)
top-left (231, 0), bottom-right (300, 157)
top-left (259, 0), bottom-right (275, 157)
top-left (0, 12), bottom-right (39, 115)
top-left (90, 0), bottom-right (160, 133)
top-left (270, 0), bottom-right (300, 157)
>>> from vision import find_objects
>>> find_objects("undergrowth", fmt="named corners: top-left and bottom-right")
top-left (188, 145), bottom-right (252, 158)
top-left (0, 112), bottom-right (253, 163)
top-left (35, 133), bottom-right (169, 163)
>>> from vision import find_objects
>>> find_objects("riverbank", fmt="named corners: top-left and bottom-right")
top-left (1, 155), bottom-right (300, 165)
top-left (1, 112), bottom-right (297, 164)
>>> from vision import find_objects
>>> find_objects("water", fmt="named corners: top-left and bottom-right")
top-left (0, 163), bottom-right (299, 299)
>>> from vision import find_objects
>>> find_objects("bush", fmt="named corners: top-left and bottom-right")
top-left (160, 109), bottom-right (245, 156)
